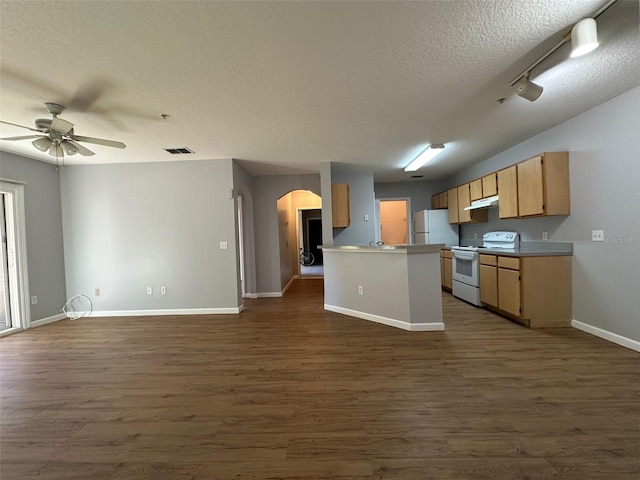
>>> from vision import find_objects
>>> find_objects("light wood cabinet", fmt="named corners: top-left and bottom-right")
top-left (438, 192), bottom-right (448, 209)
top-left (517, 152), bottom-right (570, 217)
top-left (482, 173), bottom-right (497, 197)
top-left (431, 195), bottom-right (439, 210)
top-left (331, 183), bottom-right (350, 228)
top-left (457, 184), bottom-right (472, 223)
top-left (470, 179), bottom-right (483, 201)
top-left (479, 254), bottom-right (498, 307)
top-left (479, 253), bottom-right (572, 328)
top-left (498, 165), bottom-right (519, 219)
top-left (497, 258), bottom-right (521, 318)
top-left (447, 188), bottom-right (459, 224)
top-left (440, 249), bottom-right (452, 291)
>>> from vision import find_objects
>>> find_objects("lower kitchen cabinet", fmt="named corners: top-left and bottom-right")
top-left (440, 249), bottom-right (452, 291)
top-left (479, 254), bottom-right (571, 328)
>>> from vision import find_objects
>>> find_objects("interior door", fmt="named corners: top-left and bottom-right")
top-left (379, 199), bottom-right (409, 245)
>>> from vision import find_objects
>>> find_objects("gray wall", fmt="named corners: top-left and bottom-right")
top-left (252, 174), bottom-right (321, 295)
top-left (374, 179), bottom-right (447, 213)
top-left (450, 85), bottom-right (640, 343)
top-left (329, 162), bottom-right (376, 246)
top-left (0, 152), bottom-right (66, 321)
top-left (60, 159), bottom-right (240, 312)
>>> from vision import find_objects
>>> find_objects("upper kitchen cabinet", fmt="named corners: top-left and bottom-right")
top-left (470, 179), bottom-right (483, 201)
top-left (455, 183), bottom-right (488, 224)
top-left (498, 165), bottom-right (519, 219)
top-left (447, 188), bottom-right (459, 224)
top-left (517, 152), bottom-right (570, 217)
top-left (331, 183), bottom-right (350, 228)
top-left (481, 173), bottom-right (497, 197)
top-left (430, 191), bottom-right (449, 210)
top-left (498, 151), bottom-right (570, 219)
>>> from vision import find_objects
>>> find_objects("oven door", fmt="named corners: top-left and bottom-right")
top-left (452, 249), bottom-right (479, 287)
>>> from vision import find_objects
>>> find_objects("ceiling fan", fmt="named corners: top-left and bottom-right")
top-left (0, 102), bottom-right (126, 158)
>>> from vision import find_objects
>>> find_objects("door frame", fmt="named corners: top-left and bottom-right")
top-left (0, 180), bottom-right (30, 336)
top-left (375, 197), bottom-right (412, 245)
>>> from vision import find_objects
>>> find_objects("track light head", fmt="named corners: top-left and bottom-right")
top-left (571, 18), bottom-right (599, 58)
top-left (516, 75), bottom-right (543, 102)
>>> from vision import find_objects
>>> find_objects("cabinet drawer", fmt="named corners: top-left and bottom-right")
top-left (441, 249), bottom-right (452, 259)
top-left (497, 256), bottom-right (520, 270)
top-left (479, 254), bottom-right (497, 266)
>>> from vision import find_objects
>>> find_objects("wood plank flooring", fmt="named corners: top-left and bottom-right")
top-left (1, 279), bottom-right (639, 479)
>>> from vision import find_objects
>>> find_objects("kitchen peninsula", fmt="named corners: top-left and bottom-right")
top-left (322, 244), bottom-right (444, 331)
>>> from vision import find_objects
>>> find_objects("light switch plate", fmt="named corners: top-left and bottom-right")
top-left (220, 241), bottom-right (228, 249)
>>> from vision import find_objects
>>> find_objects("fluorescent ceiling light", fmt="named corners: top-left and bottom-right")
top-left (571, 18), bottom-right (599, 57)
top-left (404, 144), bottom-right (445, 172)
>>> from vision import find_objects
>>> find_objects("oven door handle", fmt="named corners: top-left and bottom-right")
top-left (452, 250), bottom-right (477, 260)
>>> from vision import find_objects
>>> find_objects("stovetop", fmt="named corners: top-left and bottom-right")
top-left (452, 231), bottom-right (520, 251)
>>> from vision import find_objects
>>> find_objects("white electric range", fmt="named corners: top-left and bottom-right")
top-left (450, 231), bottom-right (519, 306)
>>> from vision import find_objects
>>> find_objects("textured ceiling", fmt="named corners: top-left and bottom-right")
top-left (1, 1), bottom-right (639, 182)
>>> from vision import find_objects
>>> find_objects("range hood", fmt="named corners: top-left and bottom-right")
top-left (464, 195), bottom-right (499, 211)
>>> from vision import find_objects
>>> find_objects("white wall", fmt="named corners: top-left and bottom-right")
top-left (60, 159), bottom-right (241, 313)
top-left (451, 85), bottom-right (640, 344)
top-left (0, 152), bottom-right (67, 322)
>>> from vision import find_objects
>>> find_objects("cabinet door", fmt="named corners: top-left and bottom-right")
top-left (447, 188), bottom-right (459, 224)
top-left (331, 183), bottom-right (350, 227)
top-left (431, 195), bottom-right (439, 210)
top-left (443, 257), bottom-right (452, 290)
top-left (457, 184), bottom-right (471, 223)
top-left (438, 192), bottom-right (448, 209)
top-left (470, 179), bottom-right (483, 201)
top-left (479, 264), bottom-right (497, 307)
top-left (517, 155), bottom-right (545, 216)
top-left (498, 267), bottom-right (521, 317)
top-left (497, 166), bottom-right (518, 218)
top-left (482, 173), bottom-right (498, 197)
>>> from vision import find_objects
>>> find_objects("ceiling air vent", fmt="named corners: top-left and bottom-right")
top-left (164, 147), bottom-right (194, 154)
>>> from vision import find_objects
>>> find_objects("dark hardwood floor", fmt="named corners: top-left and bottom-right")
top-left (1, 279), bottom-right (639, 479)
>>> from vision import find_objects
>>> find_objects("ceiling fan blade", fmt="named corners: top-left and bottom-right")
top-left (1, 135), bottom-right (43, 141)
top-left (66, 140), bottom-right (95, 156)
top-left (72, 135), bottom-right (126, 149)
top-left (51, 117), bottom-right (74, 134)
top-left (0, 120), bottom-right (41, 132)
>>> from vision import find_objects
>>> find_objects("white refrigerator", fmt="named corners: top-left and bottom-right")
top-left (412, 209), bottom-right (459, 246)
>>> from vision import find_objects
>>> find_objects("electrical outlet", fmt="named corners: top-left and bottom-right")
top-left (592, 230), bottom-right (604, 242)
top-left (95, 288), bottom-right (101, 296)
top-left (364, 214), bottom-right (369, 221)
top-left (146, 286), bottom-right (153, 295)
top-left (542, 232), bottom-right (548, 240)
top-left (358, 286), bottom-right (364, 295)
top-left (161, 286), bottom-right (167, 295)
top-left (220, 241), bottom-right (228, 250)
top-left (31, 295), bottom-right (38, 305)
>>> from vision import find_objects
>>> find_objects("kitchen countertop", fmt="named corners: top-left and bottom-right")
top-left (321, 244), bottom-right (444, 254)
top-left (442, 241), bottom-right (573, 257)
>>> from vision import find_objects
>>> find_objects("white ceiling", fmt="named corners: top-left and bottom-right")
top-left (1, 1), bottom-right (639, 182)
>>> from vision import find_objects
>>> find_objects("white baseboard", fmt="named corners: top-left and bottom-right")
top-left (88, 307), bottom-right (242, 317)
top-left (572, 319), bottom-right (640, 353)
top-left (244, 293), bottom-right (258, 299)
top-left (324, 304), bottom-right (445, 332)
top-left (257, 292), bottom-right (282, 298)
top-left (30, 313), bottom-right (67, 328)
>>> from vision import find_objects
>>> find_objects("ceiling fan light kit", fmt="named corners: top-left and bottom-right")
top-left (0, 102), bottom-right (126, 161)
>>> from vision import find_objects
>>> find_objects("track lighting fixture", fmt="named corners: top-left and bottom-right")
top-left (509, 0), bottom-right (617, 101)
top-left (404, 144), bottom-right (445, 172)
top-left (571, 18), bottom-right (599, 57)
top-left (516, 73), bottom-right (544, 102)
